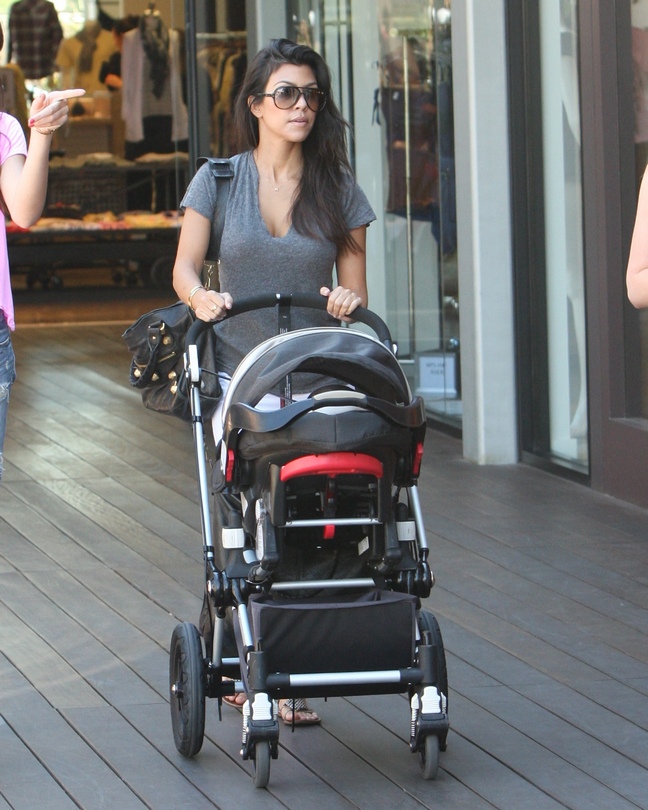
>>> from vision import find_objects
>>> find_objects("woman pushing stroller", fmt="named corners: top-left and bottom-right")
top-left (172, 38), bottom-right (376, 724)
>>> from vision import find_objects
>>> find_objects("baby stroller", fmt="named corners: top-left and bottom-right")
top-left (169, 293), bottom-right (449, 787)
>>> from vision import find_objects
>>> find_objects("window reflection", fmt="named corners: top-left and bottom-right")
top-left (539, 0), bottom-right (588, 466)
top-left (379, 1), bottom-right (460, 423)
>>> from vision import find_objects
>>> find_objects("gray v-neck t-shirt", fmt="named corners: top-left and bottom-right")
top-left (180, 151), bottom-right (376, 393)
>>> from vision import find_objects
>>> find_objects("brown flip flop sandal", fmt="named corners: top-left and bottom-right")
top-left (222, 679), bottom-right (246, 710)
top-left (279, 698), bottom-right (321, 726)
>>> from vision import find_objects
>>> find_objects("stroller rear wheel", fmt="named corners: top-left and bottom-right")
top-left (170, 622), bottom-right (206, 757)
top-left (419, 609), bottom-right (449, 724)
top-left (415, 608), bottom-right (449, 775)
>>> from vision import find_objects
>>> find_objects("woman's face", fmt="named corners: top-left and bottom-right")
top-left (250, 63), bottom-right (320, 144)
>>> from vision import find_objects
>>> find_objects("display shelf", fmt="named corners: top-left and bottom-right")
top-left (8, 214), bottom-right (181, 289)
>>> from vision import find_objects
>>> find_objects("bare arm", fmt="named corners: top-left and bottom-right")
top-left (172, 207), bottom-right (232, 321)
top-left (321, 225), bottom-right (369, 321)
top-left (2, 89), bottom-right (84, 228)
top-left (627, 169), bottom-right (648, 308)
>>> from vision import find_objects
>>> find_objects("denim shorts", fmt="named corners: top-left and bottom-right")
top-left (0, 312), bottom-right (16, 480)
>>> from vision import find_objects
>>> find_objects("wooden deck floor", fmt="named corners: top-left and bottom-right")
top-left (2, 322), bottom-right (648, 809)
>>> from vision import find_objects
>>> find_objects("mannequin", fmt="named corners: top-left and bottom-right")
top-left (120, 5), bottom-right (188, 209)
top-left (120, 7), bottom-right (188, 158)
top-left (56, 19), bottom-right (115, 94)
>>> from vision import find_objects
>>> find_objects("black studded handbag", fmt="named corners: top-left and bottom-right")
top-left (122, 158), bottom-right (232, 420)
top-left (122, 300), bottom-right (222, 420)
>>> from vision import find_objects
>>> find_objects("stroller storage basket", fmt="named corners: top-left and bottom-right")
top-left (249, 589), bottom-right (418, 676)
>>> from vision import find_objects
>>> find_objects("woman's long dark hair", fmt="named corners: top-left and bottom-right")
top-left (233, 38), bottom-right (359, 254)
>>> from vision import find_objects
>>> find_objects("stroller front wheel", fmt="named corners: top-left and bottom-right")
top-left (419, 733), bottom-right (440, 780)
top-left (170, 622), bottom-right (206, 758)
top-left (252, 741), bottom-right (271, 788)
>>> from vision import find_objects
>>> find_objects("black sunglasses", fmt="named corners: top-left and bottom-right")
top-left (257, 85), bottom-right (327, 112)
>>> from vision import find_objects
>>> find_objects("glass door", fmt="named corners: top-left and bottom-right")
top-left (378, 0), bottom-right (460, 425)
top-left (508, 0), bottom-right (589, 475)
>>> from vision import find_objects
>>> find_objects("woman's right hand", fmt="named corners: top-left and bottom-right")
top-left (191, 289), bottom-right (233, 322)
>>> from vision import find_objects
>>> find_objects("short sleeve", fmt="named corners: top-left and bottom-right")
top-left (0, 113), bottom-right (27, 164)
top-left (342, 173), bottom-right (376, 231)
top-left (180, 162), bottom-right (218, 220)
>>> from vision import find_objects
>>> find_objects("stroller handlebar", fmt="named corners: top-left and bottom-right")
top-left (185, 292), bottom-right (394, 349)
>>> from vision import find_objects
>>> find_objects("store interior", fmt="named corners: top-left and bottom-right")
top-left (6, 0), bottom-right (196, 326)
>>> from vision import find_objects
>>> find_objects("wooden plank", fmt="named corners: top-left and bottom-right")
top-left (0, 601), bottom-right (105, 711)
top-left (3, 481), bottom-right (156, 571)
top-left (418, 460), bottom-right (648, 588)
top-left (282, 695), bottom-right (496, 810)
top-left (201, 698), bottom-right (387, 808)
top-left (0, 714), bottom-right (78, 809)
top-left (0, 655), bottom-right (147, 809)
top-left (61, 705), bottom-right (223, 809)
top-left (1, 570), bottom-right (162, 708)
top-left (124, 702), bottom-right (329, 810)
top-left (0, 487), bottom-right (106, 573)
top-left (431, 512), bottom-right (648, 647)
top-left (332, 693), bottom-right (564, 810)
top-left (425, 521), bottom-right (648, 637)
top-left (19, 477), bottom-right (203, 592)
top-left (485, 681), bottom-right (648, 797)
top-left (81, 475), bottom-right (203, 557)
top-left (438, 570), bottom-right (648, 680)
top-left (448, 691), bottom-right (640, 810)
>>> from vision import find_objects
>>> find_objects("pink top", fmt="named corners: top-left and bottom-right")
top-left (0, 112), bottom-right (28, 331)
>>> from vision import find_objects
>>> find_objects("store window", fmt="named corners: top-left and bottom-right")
top-left (2, 0), bottom-right (188, 290)
top-left (629, 0), bottom-right (648, 419)
top-left (186, 1), bottom-right (246, 164)
top-left (286, 0), bottom-right (460, 426)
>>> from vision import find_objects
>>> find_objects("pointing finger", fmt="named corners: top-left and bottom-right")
top-left (48, 89), bottom-right (86, 101)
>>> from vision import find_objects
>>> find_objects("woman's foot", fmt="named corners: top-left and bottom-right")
top-left (278, 698), bottom-right (321, 726)
top-left (222, 680), bottom-right (246, 710)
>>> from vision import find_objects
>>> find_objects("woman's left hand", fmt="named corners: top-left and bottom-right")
top-left (321, 285), bottom-right (363, 322)
top-left (28, 88), bottom-right (86, 136)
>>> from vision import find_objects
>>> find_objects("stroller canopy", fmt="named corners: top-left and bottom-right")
top-left (222, 327), bottom-right (412, 416)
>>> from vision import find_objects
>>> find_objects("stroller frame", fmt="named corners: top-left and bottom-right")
top-left (169, 293), bottom-right (449, 787)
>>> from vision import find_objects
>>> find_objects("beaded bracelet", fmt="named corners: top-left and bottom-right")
top-left (187, 284), bottom-right (205, 310)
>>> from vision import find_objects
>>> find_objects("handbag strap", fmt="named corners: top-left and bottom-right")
top-left (129, 322), bottom-right (167, 389)
top-left (196, 157), bottom-right (234, 288)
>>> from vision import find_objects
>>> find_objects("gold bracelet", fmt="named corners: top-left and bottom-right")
top-left (187, 284), bottom-right (205, 309)
top-left (35, 127), bottom-right (57, 136)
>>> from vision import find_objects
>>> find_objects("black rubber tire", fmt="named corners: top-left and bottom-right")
top-left (418, 609), bottom-right (449, 711)
top-left (418, 609), bottom-right (449, 751)
top-left (419, 733), bottom-right (440, 780)
top-left (252, 741), bottom-right (271, 788)
top-left (169, 622), bottom-right (206, 757)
